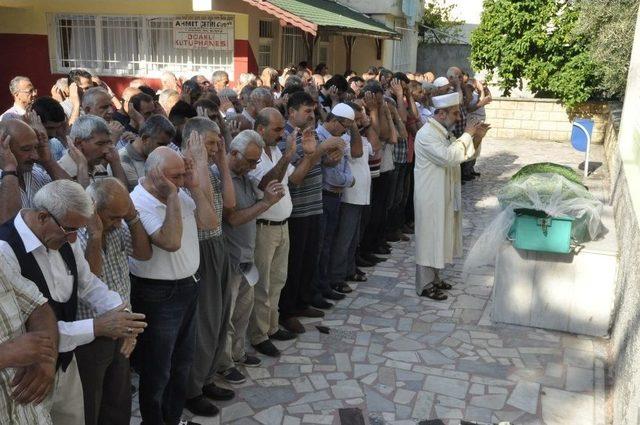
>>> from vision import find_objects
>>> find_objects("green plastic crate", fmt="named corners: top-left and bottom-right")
top-left (510, 209), bottom-right (575, 254)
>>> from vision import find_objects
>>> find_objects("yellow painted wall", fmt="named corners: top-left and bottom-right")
top-left (0, 1), bottom-right (250, 39)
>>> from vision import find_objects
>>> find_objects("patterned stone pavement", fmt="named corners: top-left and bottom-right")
top-left (131, 138), bottom-right (610, 425)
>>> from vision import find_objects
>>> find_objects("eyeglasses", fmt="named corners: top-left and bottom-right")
top-left (17, 88), bottom-right (37, 95)
top-left (237, 151), bottom-right (261, 166)
top-left (45, 209), bottom-right (84, 236)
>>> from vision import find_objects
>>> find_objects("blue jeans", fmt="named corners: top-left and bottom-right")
top-left (329, 203), bottom-right (363, 285)
top-left (314, 193), bottom-right (342, 295)
top-left (131, 275), bottom-right (198, 425)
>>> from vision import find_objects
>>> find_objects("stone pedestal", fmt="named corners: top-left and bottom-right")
top-left (492, 209), bottom-right (618, 337)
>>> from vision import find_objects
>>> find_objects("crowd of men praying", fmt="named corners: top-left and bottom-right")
top-left (0, 62), bottom-right (492, 425)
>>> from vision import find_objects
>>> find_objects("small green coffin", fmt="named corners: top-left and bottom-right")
top-left (510, 209), bottom-right (575, 254)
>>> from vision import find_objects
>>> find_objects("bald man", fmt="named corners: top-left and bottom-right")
top-left (0, 119), bottom-right (71, 224)
top-left (248, 108), bottom-right (320, 356)
top-left (76, 177), bottom-right (152, 425)
top-left (129, 146), bottom-right (217, 425)
top-left (446, 66), bottom-right (476, 181)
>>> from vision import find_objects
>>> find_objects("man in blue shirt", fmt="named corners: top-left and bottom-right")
top-left (314, 103), bottom-right (363, 301)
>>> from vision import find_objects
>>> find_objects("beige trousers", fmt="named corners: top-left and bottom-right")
top-left (248, 223), bottom-right (290, 345)
top-left (220, 269), bottom-right (254, 370)
top-left (51, 355), bottom-right (85, 425)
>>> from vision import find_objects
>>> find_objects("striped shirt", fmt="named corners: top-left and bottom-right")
top-left (0, 252), bottom-right (52, 425)
top-left (278, 122), bottom-right (323, 218)
top-left (76, 223), bottom-right (133, 320)
top-left (0, 166), bottom-right (52, 209)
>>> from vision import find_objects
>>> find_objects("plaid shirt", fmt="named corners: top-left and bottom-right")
top-left (0, 252), bottom-right (52, 425)
top-left (452, 105), bottom-right (468, 138)
top-left (76, 223), bottom-right (133, 319)
top-left (0, 166), bottom-right (52, 209)
top-left (393, 138), bottom-right (409, 164)
top-left (191, 166), bottom-right (224, 240)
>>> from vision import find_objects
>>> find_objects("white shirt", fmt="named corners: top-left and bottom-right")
top-left (343, 137), bottom-right (373, 206)
top-left (128, 183), bottom-right (200, 280)
top-left (58, 152), bottom-right (110, 182)
top-left (248, 146), bottom-right (294, 221)
top-left (0, 213), bottom-right (123, 353)
top-left (380, 142), bottom-right (395, 173)
top-left (242, 109), bottom-right (256, 128)
top-left (417, 102), bottom-right (433, 125)
top-left (0, 104), bottom-right (26, 121)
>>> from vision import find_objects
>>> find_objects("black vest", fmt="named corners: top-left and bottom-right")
top-left (0, 217), bottom-right (78, 371)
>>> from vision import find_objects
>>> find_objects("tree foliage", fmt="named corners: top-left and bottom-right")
top-left (419, 0), bottom-right (465, 44)
top-left (471, 0), bottom-right (597, 107)
top-left (576, 0), bottom-right (639, 99)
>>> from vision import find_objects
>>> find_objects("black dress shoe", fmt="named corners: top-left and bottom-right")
top-left (323, 290), bottom-right (346, 300)
top-left (374, 245), bottom-right (391, 255)
top-left (361, 252), bottom-right (384, 263)
top-left (311, 299), bottom-right (334, 310)
top-left (334, 282), bottom-right (353, 294)
top-left (386, 232), bottom-right (401, 242)
top-left (279, 317), bottom-right (306, 334)
top-left (270, 329), bottom-right (297, 341)
top-left (185, 395), bottom-right (219, 417)
top-left (252, 340), bottom-right (281, 357)
top-left (356, 256), bottom-right (375, 267)
top-left (202, 383), bottom-right (235, 401)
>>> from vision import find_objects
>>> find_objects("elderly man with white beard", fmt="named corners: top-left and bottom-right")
top-left (413, 92), bottom-right (490, 300)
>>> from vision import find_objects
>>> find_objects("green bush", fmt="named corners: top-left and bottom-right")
top-left (470, 0), bottom-right (638, 107)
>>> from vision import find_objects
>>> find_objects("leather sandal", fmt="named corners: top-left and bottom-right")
top-left (433, 280), bottom-right (452, 290)
top-left (420, 286), bottom-right (448, 301)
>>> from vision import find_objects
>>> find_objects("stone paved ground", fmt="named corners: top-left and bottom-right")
top-left (132, 138), bottom-right (610, 425)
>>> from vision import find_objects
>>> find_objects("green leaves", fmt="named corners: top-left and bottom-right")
top-left (470, 0), bottom-right (636, 107)
top-left (420, 0), bottom-right (465, 43)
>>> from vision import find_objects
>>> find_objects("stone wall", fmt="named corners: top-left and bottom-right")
top-left (416, 43), bottom-right (473, 77)
top-left (484, 97), bottom-right (610, 144)
top-left (603, 104), bottom-right (640, 425)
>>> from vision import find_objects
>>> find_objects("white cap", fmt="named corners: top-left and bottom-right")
top-left (331, 103), bottom-right (355, 120)
top-left (432, 92), bottom-right (460, 109)
top-left (433, 76), bottom-right (450, 88)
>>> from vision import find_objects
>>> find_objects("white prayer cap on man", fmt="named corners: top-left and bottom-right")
top-left (331, 103), bottom-right (355, 121)
top-left (432, 92), bottom-right (460, 109)
top-left (433, 76), bottom-right (450, 88)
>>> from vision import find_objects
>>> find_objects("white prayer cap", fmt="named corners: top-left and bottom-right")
top-left (433, 76), bottom-right (450, 88)
top-left (432, 92), bottom-right (460, 109)
top-left (331, 103), bottom-right (355, 121)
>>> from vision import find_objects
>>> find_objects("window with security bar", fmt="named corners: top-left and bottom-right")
top-left (258, 20), bottom-right (275, 70)
top-left (281, 26), bottom-right (307, 67)
top-left (51, 14), bottom-right (235, 78)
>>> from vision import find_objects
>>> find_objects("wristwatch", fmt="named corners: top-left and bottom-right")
top-left (1, 171), bottom-right (18, 180)
top-left (125, 211), bottom-right (141, 226)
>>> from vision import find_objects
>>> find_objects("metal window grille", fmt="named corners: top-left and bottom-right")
top-left (258, 43), bottom-right (272, 69)
top-left (52, 14), bottom-right (234, 78)
top-left (281, 26), bottom-right (306, 67)
top-left (318, 45), bottom-right (328, 64)
top-left (259, 20), bottom-right (274, 38)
